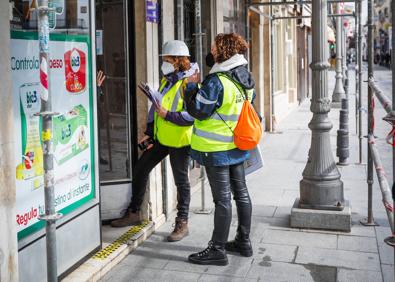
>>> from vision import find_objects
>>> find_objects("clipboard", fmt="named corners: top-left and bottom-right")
top-left (244, 146), bottom-right (264, 175)
top-left (138, 82), bottom-right (160, 108)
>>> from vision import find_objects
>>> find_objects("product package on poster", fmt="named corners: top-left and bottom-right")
top-left (11, 32), bottom-right (95, 240)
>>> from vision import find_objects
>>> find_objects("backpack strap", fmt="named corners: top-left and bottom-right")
top-left (213, 72), bottom-right (248, 134)
top-left (214, 109), bottom-right (234, 133)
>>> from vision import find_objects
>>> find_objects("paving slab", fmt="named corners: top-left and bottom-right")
top-left (115, 248), bottom-right (170, 269)
top-left (337, 235), bottom-right (378, 253)
top-left (376, 226), bottom-right (393, 244)
top-left (251, 216), bottom-right (291, 233)
top-left (379, 244), bottom-right (395, 265)
top-left (295, 246), bottom-right (381, 271)
top-left (198, 275), bottom-right (257, 282)
top-left (246, 261), bottom-right (336, 282)
top-left (382, 264), bottom-right (395, 282)
top-left (101, 265), bottom-right (201, 282)
top-left (279, 190), bottom-right (301, 206)
top-left (253, 243), bottom-right (298, 263)
top-left (251, 205), bottom-right (276, 217)
top-left (337, 269), bottom-right (383, 282)
top-left (261, 229), bottom-right (338, 249)
top-left (298, 223), bottom-right (376, 238)
top-left (273, 205), bottom-right (293, 218)
top-left (164, 254), bottom-right (253, 278)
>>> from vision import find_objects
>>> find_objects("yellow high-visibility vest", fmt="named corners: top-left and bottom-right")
top-left (191, 74), bottom-right (253, 152)
top-left (154, 78), bottom-right (193, 148)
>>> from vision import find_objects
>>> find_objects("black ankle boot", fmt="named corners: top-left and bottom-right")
top-left (188, 241), bottom-right (228, 266)
top-left (225, 230), bottom-right (253, 257)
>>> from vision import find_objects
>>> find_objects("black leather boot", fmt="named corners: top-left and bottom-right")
top-left (225, 227), bottom-right (253, 257)
top-left (188, 241), bottom-right (228, 266)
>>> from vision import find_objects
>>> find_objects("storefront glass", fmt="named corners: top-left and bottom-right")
top-left (223, 0), bottom-right (246, 36)
top-left (95, 0), bottom-right (131, 182)
top-left (10, 0), bottom-right (97, 241)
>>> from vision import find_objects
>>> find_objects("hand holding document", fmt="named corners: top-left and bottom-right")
top-left (184, 62), bottom-right (200, 78)
top-left (138, 82), bottom-right (160, 109)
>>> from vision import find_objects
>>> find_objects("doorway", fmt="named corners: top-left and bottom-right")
top-left (95, 0), bottom-right (135, 221)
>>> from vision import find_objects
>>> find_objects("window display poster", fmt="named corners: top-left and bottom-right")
top-left (11, 31), bottom-right (96, 240)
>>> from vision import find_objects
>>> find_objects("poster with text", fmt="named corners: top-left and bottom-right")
top-left (11, 31), bottom-right (96, 240)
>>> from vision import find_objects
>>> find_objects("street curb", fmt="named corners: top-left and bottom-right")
top-left (61, 221), bottom-right (156, 282)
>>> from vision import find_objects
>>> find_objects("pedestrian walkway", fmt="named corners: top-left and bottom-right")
top-left (100, 67), bottom-right (394, 282)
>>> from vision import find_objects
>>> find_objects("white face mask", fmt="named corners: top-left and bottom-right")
top-left (161, 61), bottom-right (175, 75)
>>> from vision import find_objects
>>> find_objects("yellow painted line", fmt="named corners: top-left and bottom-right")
top-left (93, 220), bottom-right (150, 260)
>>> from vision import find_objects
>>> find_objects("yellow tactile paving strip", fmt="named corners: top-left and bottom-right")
top-left (93, 220), bottom-right (150, 260)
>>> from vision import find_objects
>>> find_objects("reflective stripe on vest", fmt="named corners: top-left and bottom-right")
top-left (171, 89), bottom-right (181, 112)
top-left (154, 78), bottom-right (192, 148)
top-left (211, 112), bottom-right (239, 122)
top-left (193, 127), bottom-right (234, 143)
top-left (191, 73), bottom-right (253, 152)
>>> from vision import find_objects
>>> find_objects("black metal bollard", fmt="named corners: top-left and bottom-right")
top-left (337, 98), bottom-right (350, 165)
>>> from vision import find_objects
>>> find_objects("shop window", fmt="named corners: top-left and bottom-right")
top-left (10, 0), bottom-right (99, 240)
top-left (10, 0), bottom-right (90, 32)
top-left (223, 0), bottom-right (246, 36)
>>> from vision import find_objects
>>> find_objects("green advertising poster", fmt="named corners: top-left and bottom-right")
top-left (11, 31), bottom-right (96, 240)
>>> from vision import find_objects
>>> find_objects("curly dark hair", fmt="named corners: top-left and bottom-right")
top-left (214, 33), bottom-right (249, 63)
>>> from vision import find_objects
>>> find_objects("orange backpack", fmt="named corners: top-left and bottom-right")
top-left (217, 76), bottom-right (262, 150)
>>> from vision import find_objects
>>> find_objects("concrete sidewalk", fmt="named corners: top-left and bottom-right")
top-left (99, 67), bottom-right (394, 282)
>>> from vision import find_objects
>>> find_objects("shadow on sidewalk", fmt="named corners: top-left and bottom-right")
top-left (139, 238), bottom-right (202, 252)
top-left (131, 248), bottom-right (189, 262)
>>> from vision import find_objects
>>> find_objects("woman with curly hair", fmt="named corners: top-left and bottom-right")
top-left (184, 33), bottom-right (255, 265)
top-left (111, 40), bottom-right (198, 243)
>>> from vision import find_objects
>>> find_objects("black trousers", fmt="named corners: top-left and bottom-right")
top-left (205, 162), bottom-right (252, 247)
top-left (129, 142), bottom-right (191, 219)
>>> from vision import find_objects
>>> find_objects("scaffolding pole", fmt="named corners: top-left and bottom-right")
top-left (36, 1), bottom-right (62, 281)
top-left (354, 0), bottom-right (359, 136)
top-left (361, 0), bottom-right (377, 226)
top-left (357, 0), bottom-right (363, 164)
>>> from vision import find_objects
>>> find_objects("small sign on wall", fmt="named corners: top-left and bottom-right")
top-left (146, 0), bottom-right (159, 23)
top-left (96, 30), bottom-right (103, 55)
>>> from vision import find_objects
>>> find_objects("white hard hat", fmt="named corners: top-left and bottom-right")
top-left (160, 40), bottom-right (190, 57)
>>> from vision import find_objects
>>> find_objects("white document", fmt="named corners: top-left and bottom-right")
top-left (183, 62), bottom-right (200, 78)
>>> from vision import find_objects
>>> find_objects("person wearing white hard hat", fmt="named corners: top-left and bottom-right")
top-left (111, 40), bottom-right (199, 243)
